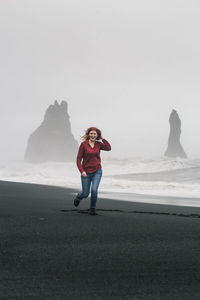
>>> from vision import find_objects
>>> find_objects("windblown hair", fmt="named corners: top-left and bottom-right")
top-left (82, 127), bottom-right (102, 141)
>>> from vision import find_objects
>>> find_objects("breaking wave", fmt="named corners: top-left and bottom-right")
top-left (0, 157), bottom-right (200, 206)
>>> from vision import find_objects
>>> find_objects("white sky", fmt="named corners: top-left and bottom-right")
top-left (1, 0), bottom-right (200, 160)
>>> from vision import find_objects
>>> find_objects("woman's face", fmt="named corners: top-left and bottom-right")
top-left (89, 130), bottom-right (98, 141)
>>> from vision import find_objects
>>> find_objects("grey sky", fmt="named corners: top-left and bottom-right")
top-left (1, 0), bottom-right (200, 160)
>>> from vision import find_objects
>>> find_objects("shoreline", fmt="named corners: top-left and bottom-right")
top-left (1, 157), bottom-right (200, 201)
top-left (1, 179), bottom-right (200, 212)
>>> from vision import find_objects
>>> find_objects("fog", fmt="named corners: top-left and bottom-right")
top-left (1, 0), bottom-right (200, 161)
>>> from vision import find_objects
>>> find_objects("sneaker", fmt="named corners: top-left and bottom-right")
top-left (73, 195), bottom-right (81, 207)
top-left (89, 208), bottom-right (97, 215)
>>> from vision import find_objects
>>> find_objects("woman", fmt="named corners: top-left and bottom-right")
top-left (74, 127), bottom-right (111, 215)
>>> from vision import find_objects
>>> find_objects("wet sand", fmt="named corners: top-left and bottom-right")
top-left (1, 180), bottom-right (200, 299)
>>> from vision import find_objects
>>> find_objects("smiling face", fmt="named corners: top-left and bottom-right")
top-left (89, 130), bottom-right (98, 142)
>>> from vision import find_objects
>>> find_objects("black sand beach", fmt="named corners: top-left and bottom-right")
top-left (1, 180), bottom-right (200, 299)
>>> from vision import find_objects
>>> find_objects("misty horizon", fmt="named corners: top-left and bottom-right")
top-left (23, 100), bottom-right (189, 164)
top-left (1, 0), bottom-right (200, 160)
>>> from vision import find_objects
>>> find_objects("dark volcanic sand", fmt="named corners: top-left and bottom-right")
top-left (1, 180), bottom-right (200, 299)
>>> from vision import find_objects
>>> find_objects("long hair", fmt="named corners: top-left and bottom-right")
top-left (82, 127), bottom-right (102, 141)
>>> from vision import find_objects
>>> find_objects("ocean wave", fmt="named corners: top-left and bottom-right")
top-left (0, 157), bottom-right (200, 200)
top-left (112, 166), bottom-right (200, 183)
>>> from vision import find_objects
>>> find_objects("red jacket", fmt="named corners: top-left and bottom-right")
top-left (76, 139), bottom-right (111, 174)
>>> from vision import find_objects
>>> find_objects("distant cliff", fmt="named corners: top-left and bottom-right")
top-left (165, 109), bottom-right (187, 158)
top-left (24, 100), bottom-right (78, 163)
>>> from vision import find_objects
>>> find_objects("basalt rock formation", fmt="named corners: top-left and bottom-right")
top-left (24, 100), bottom-right (78, 163)
top-left (165, 109), bottom-right (187, 158)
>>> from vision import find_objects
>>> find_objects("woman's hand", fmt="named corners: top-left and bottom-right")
top-left (100, 135), bottom-right (104, 140)
top-left (82, 171), bottom-right (87, 177)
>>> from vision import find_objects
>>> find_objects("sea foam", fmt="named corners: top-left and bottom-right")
top-left (0, 157), bottom-right (200, 206)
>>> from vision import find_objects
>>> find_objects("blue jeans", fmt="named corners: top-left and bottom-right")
top-left (77, 168), bottom-right (102, 208)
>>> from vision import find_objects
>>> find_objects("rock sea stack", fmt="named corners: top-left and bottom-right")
top-left (165, 109), bottom-right (187, 158)
top-left (24, 100), bottom-right (78, 163)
